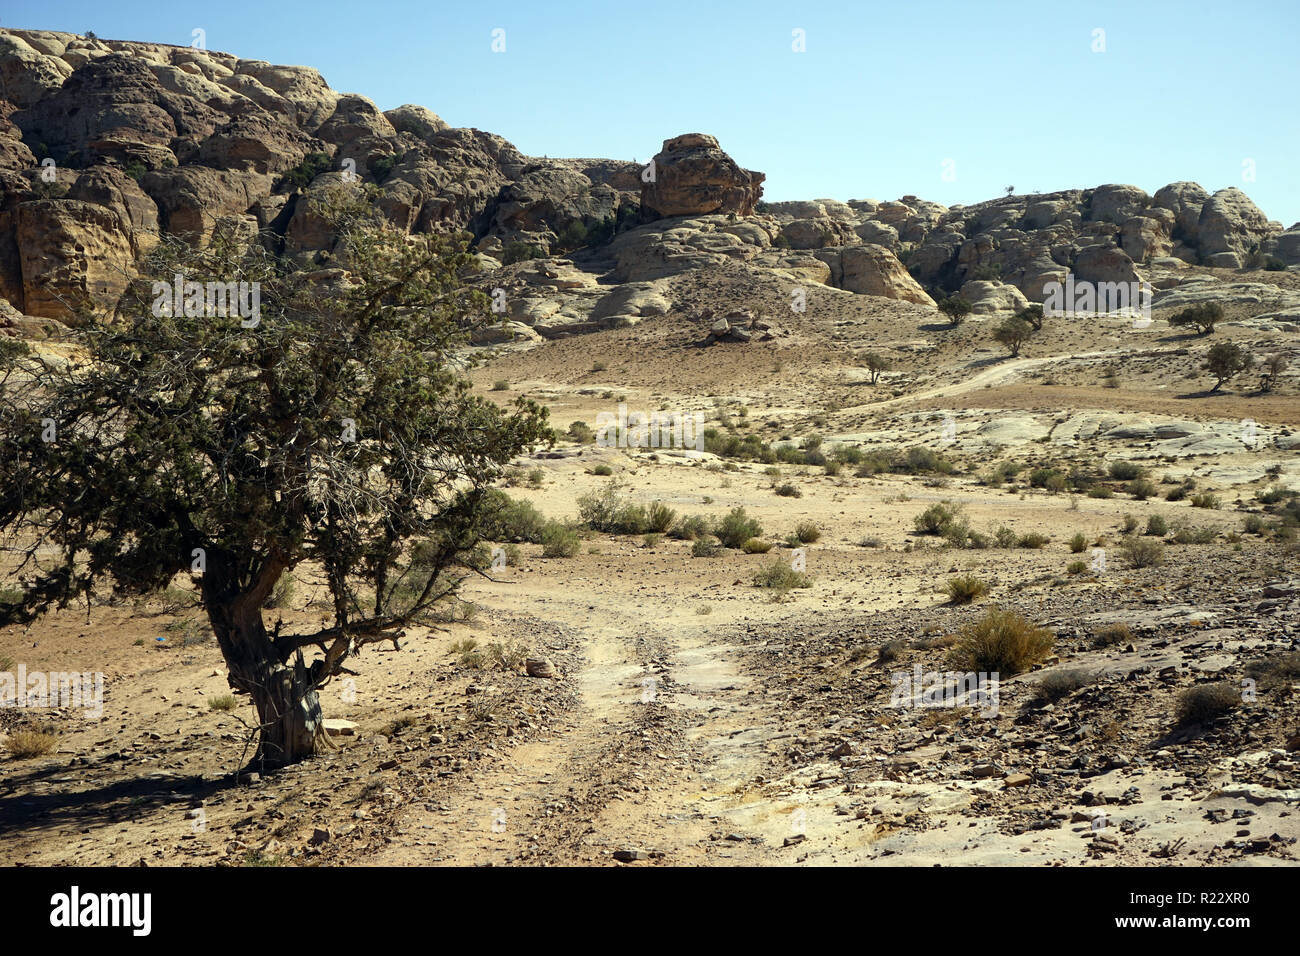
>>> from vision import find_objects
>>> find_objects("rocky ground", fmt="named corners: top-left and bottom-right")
top-left (3, 299), bottom-right (1298, 865)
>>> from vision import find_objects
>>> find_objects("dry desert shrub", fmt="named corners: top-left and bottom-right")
top-left (1092, 622), bottom-right (1134, 648)
top-left (944, 574), bottom-right (990, 604)
top-left (5, 729), bottom-right (57, 759)
top-left (1175, 683), bottom-right (1240, 727)
top-left (947, 607), bottom-right (1053, 676)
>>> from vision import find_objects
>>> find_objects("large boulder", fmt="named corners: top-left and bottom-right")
top-left (0, 32), bottom-right (73, 109)
top-left (1153, 181), bottom-right (1210, 245)
top-left (1196, 187), bottom-right (1281, 267)
top-left (1087, 184), bottom-right (1150, 223)
top-left (1120, 208), bottom-right (1174, 262)
top-left (1073, 243), bottom-right (1141, 287)
top-left (15, 199), bottom-right (136, 320)
top-left (820, 244), bottom-right (935, 305)
top-left (780, 218), bottom-right (858, 250)
top-left (383, 103), bottom-right (449, 143)
top-left (13, 53), bottom-right (224, 167)
top-left (641, 133), bottom-right (764, 220)
top-left (960, 279), bottom-right (1028, 315)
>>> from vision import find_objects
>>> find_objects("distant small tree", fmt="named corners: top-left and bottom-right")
top-left (1015, 303), bottom-right (1044, 331)
top-left (1202, 341), bottom-right (1254, 392)
top-left (1004, 186), bottom-right (1015, 197)
top-left (994, 316), bottom-right (1034, 357)
top-left (1259, 353), bottom-right (1288, 392)
top-left (1169, 302), bottom-right (1224, 336)
top-left (937, 296), bottom-right (972, 327)
top-left (861, 351), bottom-right (891, 384)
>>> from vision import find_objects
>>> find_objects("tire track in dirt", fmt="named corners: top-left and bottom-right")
top-left (367, 601), bottom-right (781, 865)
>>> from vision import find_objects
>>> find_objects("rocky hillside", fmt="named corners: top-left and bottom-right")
top-left (2, 27), bottom-right (1298, 343)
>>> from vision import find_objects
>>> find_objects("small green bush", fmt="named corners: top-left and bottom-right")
top-left (691, 536), bottom-right (723, 557)
top-left (794, 521), bottom-right (821, 544)
top-left (1119, 537), bottom-right (1164, 568)
top-left (914, 501), bottom-right (962, 536)
top-left (540, 522), bottom-right (581, 558)
top-left (944, 574), bottom-right (989, 604)
top-left (752, 558), bottom-right (813, 592)
top-left (715, 508), bottom-right (764, 549)
top-left (1127, 479), bottom-right (1158, 500)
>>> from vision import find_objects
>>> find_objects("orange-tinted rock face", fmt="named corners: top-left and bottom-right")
top-left (641, 133), bottom-right (764, 220)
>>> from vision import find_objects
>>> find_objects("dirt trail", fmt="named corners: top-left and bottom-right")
top-left (369, 600), bottom-right (778, 865)
top-left (849, 346), bottom-right (1180, 414)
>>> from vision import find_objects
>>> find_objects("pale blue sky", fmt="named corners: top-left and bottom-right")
top-left (6, 0), bottom-right (1298, 224)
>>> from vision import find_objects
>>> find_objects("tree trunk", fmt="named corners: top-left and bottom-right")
top-left (246, 650), bottom-right (325, 769)
top-left (202, 556), bottom-right (326, 769)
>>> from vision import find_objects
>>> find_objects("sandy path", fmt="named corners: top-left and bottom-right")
top-left (369, 598), bottom-right (777, 865)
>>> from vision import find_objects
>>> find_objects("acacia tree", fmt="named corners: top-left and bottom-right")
top-left (1258, 353), bottom-right (1288, 392)
top-left (1169, 302), bottom-right (1223, 336)
top-left (861, 351), bottom-right (891, 384)
top-left (1202, 341), bottom-right (1253, 392)
top-left (994, 316), bottom-right (1034, 357)
top-left (0, 191), bottom-right (550, 767)
top-left (937, 296), bottom-right (971, 327)
top-left (1015, 303), bottom-right (1044, 331)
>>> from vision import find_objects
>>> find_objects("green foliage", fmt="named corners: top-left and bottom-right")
top-left (793, 521), bottom-right (821, 543)
top-left (993, 316), bottom-right (1034, 356)
top-left (914, 501), bottom-right (962, 536)
top-left (714, 508), bottom-right (763, 549)
top-left (1108, 460), bottom-right (1145, 481)
top-left (1015, 303), bottom-right (1044, 331)
top-left (944, 574), bottom-right (989, 604)
top-left (1168, 301), bottom-right (1223, 335)
top-left (752, 558), bottom-right (812, 593)
top-left (502, 242), bottom-right (546, 265)
top-left (937, 296), bottom-right (972, 326)
top-left (691, 535), bottom-right (722, 557)
top-left (669, 514), bottom-right (709, 540)
top-left (539, 522), bottom-right (580, 558)
top-left (281, 151), bottom-right (333, 190)
top-left (1127, 478), bottom-right (1158, 500)
top-left (1202, 341), bottom-right (1253, 391)
top-left (1145, 514), bottom-right (1168, 536)
top-left (1119, 537), bottom-right (1165, 568)
top-left (482, 491), bottom-right (548, 543)
top-left (0, 195), bottom-right (551, 765)
top-left (861, 351), bottom-right (892, 383)
top-left (566, 420), bottom-right (596, 444)
top-left (368, 154), bottom-right (399, 182)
